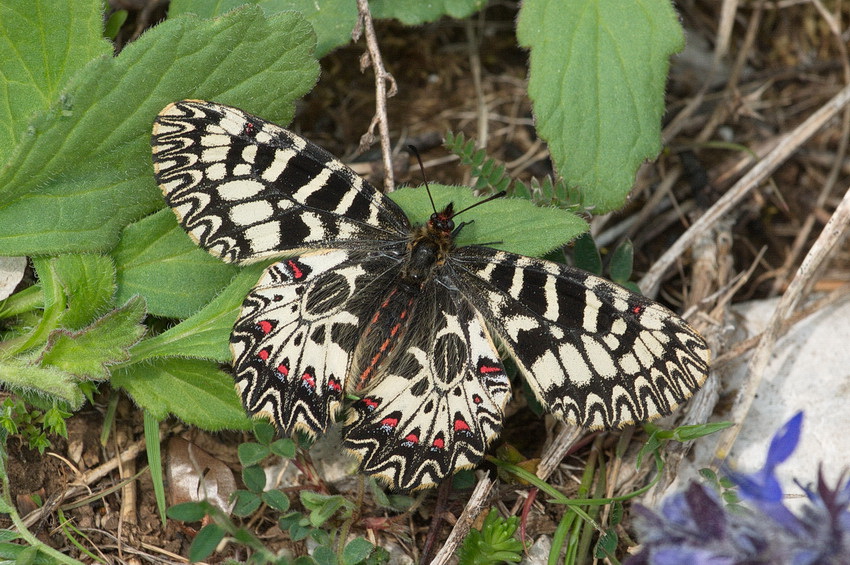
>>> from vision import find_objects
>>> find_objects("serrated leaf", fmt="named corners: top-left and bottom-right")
top-left (39, 296), bottom-right (146, 380)
top-left (170, 0), bottom-right (356, 58)
top-left (388, 184), bottom-right (588, 258)
top-left (517, 0), bottom-right (684, 213)
top-left (34, 254), bottom-right (117, 331)
top-left (0, 0), bottom-right (111, 162)
top-left (0, 359), bottom-right (83, 407)
top-left (0, 6), bottom-right (319, 256)
top-left (114, 209), bottom-right (239, 318)
top-left (112, 358), bottom-right (251, 430)
top-left (372, 0), bottom-right (485, 24)
top-left (128, 263), bottom-right (268, 363)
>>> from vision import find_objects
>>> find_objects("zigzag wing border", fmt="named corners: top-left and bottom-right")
top-left (152, 100), bottom-right (410, 264)
top-left (450, 246), bottom-right (710, 429)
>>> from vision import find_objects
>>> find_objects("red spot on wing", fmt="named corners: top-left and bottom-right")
top-left (258, 320), bottom-right (274, 334)
top-left (479, 364), bottom-right (502, 374)
top-left (301, 372), bottom-right (316, 388)
top-left (277, 363), bottom-right (289, 376)
top-left (243, 122), bottom-right (256, 136)
top-left (632, 305), bottom-right (644, 315)
top-left (380, 417), bottom-right (398, 428)
top-left (258, 348), bottom-right (270, 361)
top-left (404, 433), bottom-right (419, 444)
top-left (472, 394), bottom-right (483, 404)
top-left (362, 398), bottom-right (379, 410)
top-left (432, 438), bottom-right (445, 449)
top-left (454, 419), bottom-right (471, 432)
top-left (287, 260), bottom-right (304, 279)
top-left (327, 378), bottom-right (341, 392)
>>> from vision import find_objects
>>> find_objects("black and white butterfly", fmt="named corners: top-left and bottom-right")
top-left (152, 100), bottom-right (710, 491)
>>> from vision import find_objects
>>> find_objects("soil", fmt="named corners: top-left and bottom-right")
top-left (4, 1), bottom-right (850, 563)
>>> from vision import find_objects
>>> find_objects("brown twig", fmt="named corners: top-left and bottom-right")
top-left (430, 477), bottom-right (496, 565)
top-left (354, 0), bottom-right (398, 192)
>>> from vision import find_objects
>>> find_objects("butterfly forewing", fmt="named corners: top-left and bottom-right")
top-left (152, 100), bottom-right (409, 264)
top-left (153, 100), bottom-right (710, 491)
top-left (450, 246), bottom-right (710, 429)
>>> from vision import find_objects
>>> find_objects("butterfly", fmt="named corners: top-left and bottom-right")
top-left (152, 100), bottom-right (710, 491)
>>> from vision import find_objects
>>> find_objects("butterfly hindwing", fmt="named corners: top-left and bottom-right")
top-left (152, 100), bottom-right (409, 264)
top-left (451, 246), bottom-right (710, 429)
top-left (343, 289), bottom-right (510, 490)
top-left (230, 249), bottom-right (400, 435)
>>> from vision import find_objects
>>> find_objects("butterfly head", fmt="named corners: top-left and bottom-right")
top-left (428, 203), bottom-right (456, 235)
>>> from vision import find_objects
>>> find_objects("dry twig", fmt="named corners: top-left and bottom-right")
top-left (354, 0), bottom-right (398, 192)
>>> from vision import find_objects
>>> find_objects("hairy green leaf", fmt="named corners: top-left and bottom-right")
top-left (0, 0), bottom-right (111, 162)
top-left (112, 358), bottom-right (251, 430)
top-left (517, 0), bottom-right (683, 212)
top-left (39, 296), bottom-right (147, 380)
top-left (128, 263), bottom-right (268, 363)
top-left (389, 184), bottom-right (588, 257)
top-left (170, 0), bottom-right (356, 57)
top-left (114, 209), bottom-right (239, 318)
top-left (0, 6), bottom-right (319, 255)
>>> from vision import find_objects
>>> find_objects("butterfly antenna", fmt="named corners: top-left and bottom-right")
top-left (451, 190), bottom-right (508, 218)
top-left (408, 145), bottom-right (438, 214)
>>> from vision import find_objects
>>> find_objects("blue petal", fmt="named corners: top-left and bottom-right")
top-left (765, 411), bottom-right (803, 470)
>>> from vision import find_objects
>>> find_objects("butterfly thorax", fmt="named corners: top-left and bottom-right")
top-left (349, 205), bottom-right (456, 393)
top-left (401, 204), bottom-right (455, 286)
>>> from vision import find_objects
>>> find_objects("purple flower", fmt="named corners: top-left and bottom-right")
top-left (626, 413), bottom-right (850, 565)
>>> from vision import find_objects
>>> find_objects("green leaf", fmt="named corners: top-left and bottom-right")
top-left (517, 0), bottom-right (684, 213)
top-left (253, 419), bottom-right (277, 445)
top-left (114, 209), bottom-right (239, 318)
top-left (0, 6), bottom-right (319, 256)
top-left (112, 358), bottom-right (251, 430)
top-left (300, 491), bottom-right (353, 527)
top-left (127, 263), bottom-right (268, 363)
top-left (594, 528), bottom-right (618, 558)
top-left (572, 232), bottom-right (602, 275)
top-left (144, 410), bottom-right (168, 527)
top-left (372, 0), bottom-right (485, 24)
top-left (242, 464), bottom-right (267, 493)
top-left (238, 442), bottom-right (270, 467)
top-left (167, 501), bottom-right (208, 522)
top-left (261, 489), bottom-right (291, 512)
top-left (171, 0), bottom-right (357, 58)
top-left (0, 0), bottom-right (111, 163)
top-left (671, 421), bottom-right (734, 442)
top-left (189, 523), bottom-right (225, 562)
top-left (0, 359), bottom-right (83, 407)
top-left (34, 254), bottom-right (117, 332)
top-left (39, 296), bottom-right (147, 380)
top-left (343, 537), bottom-right (374, 565)
top-left (388, 184), bottom-right (588, 258)
top-left (270, 438), bottom-right (296, 458)
top-left (608, 239), bottom-right (634, 283)
top-left (232, 489), bottom-right (262, 516)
